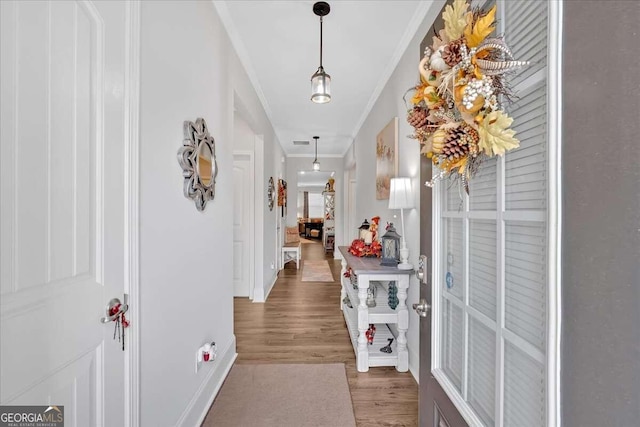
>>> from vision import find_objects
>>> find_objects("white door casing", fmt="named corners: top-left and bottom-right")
top-left (348, 178), bottom-right (357, 242)
top-left (232, 152), bottom-right (254, 298)
top-left (0, 1), bottom-right (139, 426)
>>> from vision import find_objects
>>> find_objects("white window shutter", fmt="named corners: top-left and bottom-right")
top-left (469, 319), bottom-right (496, 426)
top-left (469, 220), bottom-right (497, 320)
top-left (504, 342), bottom-right (546, 426)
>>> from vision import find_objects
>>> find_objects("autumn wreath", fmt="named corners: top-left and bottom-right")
top-left (407, 0), bottom-right (528, 192)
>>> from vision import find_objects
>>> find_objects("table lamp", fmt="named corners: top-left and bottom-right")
top-left (388, 177), bottom-right (414, 270)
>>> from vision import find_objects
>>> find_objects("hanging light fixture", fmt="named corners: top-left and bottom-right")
top-left (312, 136), bottom-right (320, 171)
top-left (311, 2), bottom-right (331, 104)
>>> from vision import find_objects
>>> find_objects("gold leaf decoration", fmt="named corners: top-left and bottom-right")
top-left (442, 0), bottom-right (469, 40)
top-left (477, 110), bottom-right (519, 156)
top-left (464, 5), bottom-right (496, 48)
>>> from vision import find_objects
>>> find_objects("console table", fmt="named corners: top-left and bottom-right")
top-left (338, 246), bottom-right (413, 372)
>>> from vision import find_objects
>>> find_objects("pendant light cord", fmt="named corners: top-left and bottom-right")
top-left (319, 16), bottom-right (323, 68)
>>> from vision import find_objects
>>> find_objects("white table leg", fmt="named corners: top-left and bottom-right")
top-left (340, 259), bottom-right (347, 309)
top-left (396, 277), bottom-right (409, 372)
top-left (357, 276), bottom-right (370, 372)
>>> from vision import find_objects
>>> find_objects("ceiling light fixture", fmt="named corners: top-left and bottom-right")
top-left (311, 2), bottom-right (331, 104)
top-left (312, 136), bottom-right (320, 171)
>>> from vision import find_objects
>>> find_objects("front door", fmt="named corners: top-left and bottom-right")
top-left (418, 152), bottom-right (467, 427)
top-left (1, 1), bottom-right (133, 425)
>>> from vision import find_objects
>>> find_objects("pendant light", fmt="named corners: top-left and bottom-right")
top-left (311, 2), bottom-right (331, 104)
top-left (313, 136), bottom-right (320, 171)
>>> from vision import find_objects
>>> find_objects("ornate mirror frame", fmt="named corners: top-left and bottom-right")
top-left (177, 118), bottom-right (218, 211)
top-left (267, 177), bottom-right (275, 211)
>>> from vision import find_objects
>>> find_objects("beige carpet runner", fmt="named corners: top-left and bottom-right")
top-left (301, 260), bottom-right (334, 282)
top-left (203, 363), bottom-right (356, 427)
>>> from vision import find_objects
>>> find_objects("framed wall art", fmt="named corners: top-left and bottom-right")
top-left (267, 177), bottom-right (275, 211)
top-left (376, 117), bottom-right (398, 200)
top-left (278, 179), bottom-right (287, 217)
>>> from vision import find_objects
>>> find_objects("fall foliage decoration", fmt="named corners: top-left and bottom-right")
top-left (349, 216), bottom-right (382, 257)
top-left (406, 0), bottom-right (528, 192)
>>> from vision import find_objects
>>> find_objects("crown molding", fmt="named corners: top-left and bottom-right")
top-left (212, 1), bottom-right (288, 148)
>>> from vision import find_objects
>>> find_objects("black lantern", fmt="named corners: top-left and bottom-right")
top-left (380, 223), bottom-right (401, 266)
top-left (358, 219), bottom-right (370, 240)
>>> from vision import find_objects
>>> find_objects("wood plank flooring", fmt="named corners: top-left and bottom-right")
top-left (234, 241), bottom-right (419, 426)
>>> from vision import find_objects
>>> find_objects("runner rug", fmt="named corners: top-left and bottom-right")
top-left (202, 363), bottom-right (356, 427)
top-left (301, 260), bottom-right (334, 282)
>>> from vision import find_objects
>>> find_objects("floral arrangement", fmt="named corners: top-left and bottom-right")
top-left (349, 216), bottom-right (382, 257)
top-left (348, 239), bottom-right (382, 258)
top-left (406, 0), bottom-right (528, 192)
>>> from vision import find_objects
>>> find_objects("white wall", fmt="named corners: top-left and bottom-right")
top-left (349, 4), bottom-right (443, 380)
top-left (233, 111), bottom-right (254, 151)
top-left (286, 156), bottom-right (344, 256)
top-left (139, 1), bottom-right (281, 424)
top-left (230, 62), bottom-right (285, 301)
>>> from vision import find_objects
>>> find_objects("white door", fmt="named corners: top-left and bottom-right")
top-left (1, 1), bottom-right (133, 425)
top-left (232, 153), bottom-right (254, 298)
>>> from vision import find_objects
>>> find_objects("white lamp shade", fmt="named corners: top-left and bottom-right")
top-left (313, 160), bottom-right (320, 171)
top-left (388, 177), bottom-right (414, 209)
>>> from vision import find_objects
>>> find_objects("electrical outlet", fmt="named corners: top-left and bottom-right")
top-left (270, 263), bottom-right (275, 269)
top-left (195, 342), bottom-right (217, 373)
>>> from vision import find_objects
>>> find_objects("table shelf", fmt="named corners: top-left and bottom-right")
top-left (338, 246), bottom-right (413, 372)
top-left (341, 277), bottom-right (398, 324)
top-left (342, 303), bottom-right (398, 366)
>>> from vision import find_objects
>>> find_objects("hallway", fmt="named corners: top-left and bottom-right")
top-left (233, 242), bottom-right (419, 426)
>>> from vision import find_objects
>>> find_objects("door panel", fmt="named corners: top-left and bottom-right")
top-left (419, 134), bottom-right (467, 427)
top-left (1, 1), bottom-right (129, 425)
top-left (233, 154), bottom-right (253, 298)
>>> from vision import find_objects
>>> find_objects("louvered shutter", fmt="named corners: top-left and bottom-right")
top-left (435, 1), bottom-right (552, 426)
top-left (502, 2), bottom-right (549, 425)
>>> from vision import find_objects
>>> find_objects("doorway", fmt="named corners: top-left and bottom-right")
top-left (232, 152), bottom-right (255, 299)
top-left (293, 170), bottom-right (336, 263)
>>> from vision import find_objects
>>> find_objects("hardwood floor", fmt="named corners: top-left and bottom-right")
top-left (234, 241), bottom-right (419, 426)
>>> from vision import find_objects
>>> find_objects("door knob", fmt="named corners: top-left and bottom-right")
top-left (413, 299), bottom-right (430, 317)
top-left (101, 294), bottom-right (129, 323)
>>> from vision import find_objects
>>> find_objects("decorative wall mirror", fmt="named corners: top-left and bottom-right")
top-left (177, 118), bottom-right (218, 211)
top-left (267, 177), bottom-right (275, 211)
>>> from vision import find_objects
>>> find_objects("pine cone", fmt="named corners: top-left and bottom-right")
top-left (442, 124), bottom-right (479, 160)
top-left (407, 107), bottom-right (429, 129)
top-left (442, 39), bottom-right (464, 67)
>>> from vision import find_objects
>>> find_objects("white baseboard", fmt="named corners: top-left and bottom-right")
top-left (253, 288), bottom-right (265, 303)
top-left (176, 335), bottom-right (238, 427)
top-left (264, 273), bottom-right (277, 301)
top-left (253, 272), bottom-right (277, 303)
top-left (409, 345), bottom-right (420, 384)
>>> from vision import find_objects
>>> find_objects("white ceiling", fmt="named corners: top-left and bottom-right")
top-left (215, 1), bottom-right (432, 157)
